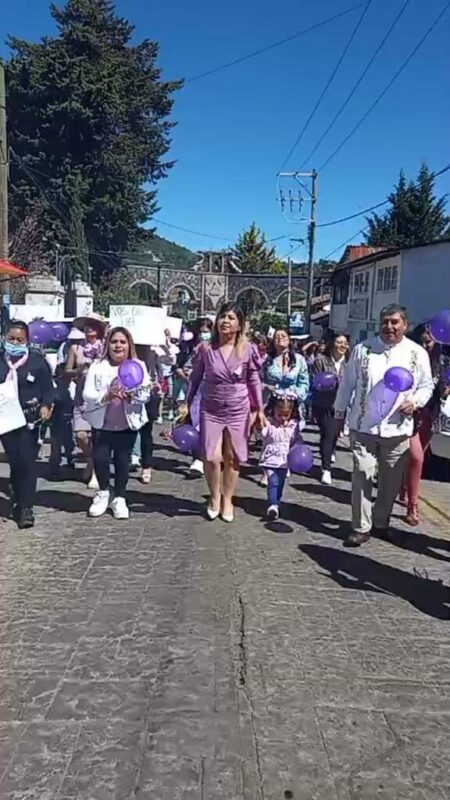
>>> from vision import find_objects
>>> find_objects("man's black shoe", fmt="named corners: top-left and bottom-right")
top-left (343, 531), bottom-right (371, 548)
top-left (17, 508), bottom-right (35, 529)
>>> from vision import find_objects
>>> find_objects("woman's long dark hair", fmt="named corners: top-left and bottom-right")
top-left (324, 333), bottom-right (350, 361)
top-left (267, 328), bottom-right (296, 369)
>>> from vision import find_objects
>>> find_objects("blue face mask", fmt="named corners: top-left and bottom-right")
top-left (200, 331), bottom-right (211, 342)
top-left (5, 341), bottom-right (29, 358)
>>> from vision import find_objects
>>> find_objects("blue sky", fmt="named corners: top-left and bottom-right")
top-left (1, 0), bottom-right (449, 261)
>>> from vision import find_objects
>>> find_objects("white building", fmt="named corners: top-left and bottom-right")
top-left (329, 240), bottom-right (450, 344)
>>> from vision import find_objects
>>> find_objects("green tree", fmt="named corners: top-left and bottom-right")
top-left (366, 165), bottom-right (449, 248)
top-left (6, 0), bottom-right (182, 278)
top-left (232, 223), bottom-right (284, 273)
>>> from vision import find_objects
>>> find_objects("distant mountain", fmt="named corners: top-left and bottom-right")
top-left (125, 232), bottom-right (198, 270)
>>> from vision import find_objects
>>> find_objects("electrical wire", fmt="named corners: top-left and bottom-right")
top-left (300, 0), bottom-right (412, 169)
top-left (323, 226), bottom-right (369, 260)
top-left (279, 0), bottom-right (372, 171)
top-left (318, 200), bottom-right (388, 228)
top-left (185, 3), bottom-right (367, 84)
top-left (318, 1), bottom-right (450, 171)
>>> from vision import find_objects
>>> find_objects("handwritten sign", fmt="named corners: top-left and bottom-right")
top-left (109, 305), bottom-right (166, 345)
top-left (10, 304), bottom-right (65, 323)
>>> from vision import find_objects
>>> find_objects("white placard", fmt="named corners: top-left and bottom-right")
top-left (109, 305), bottom-right (166, 345)
top-left (165, 316), bottom-right (183, 340)
top-left (0, 380), bottom-right (27, 435)
top-left (10, 304), bottom-right (64, 323)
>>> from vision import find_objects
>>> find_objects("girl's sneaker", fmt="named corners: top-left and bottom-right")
top-left (267, 505), bottom-right (279, 521)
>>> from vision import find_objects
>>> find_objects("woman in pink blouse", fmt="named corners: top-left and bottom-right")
top-left (187, 303), bottom-right (265, 522)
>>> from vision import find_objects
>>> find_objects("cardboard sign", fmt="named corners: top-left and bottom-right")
top-left (10, 304), bottom-right (64, 323)
top-left (165, 316), bottom-right (183, 340)
top-left (109, 305), bottom-right (166, 345)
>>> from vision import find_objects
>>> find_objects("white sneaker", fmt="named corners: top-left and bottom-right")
top-left (156, 416), bottom-right (163, 425)
top-left (140, 468), bottom-right (152, 484)
top-left (321, 470), bottom-right (332, 486)
top-left (88, 472), bottom-right (99, 491)
top-left (189, 458), bottom-right (204, 476)
top-left (167, 410), bottom-right (174, 421)
top-left (89, 490), bottom-right (110, 517)
top-left (130, 454), bottom-right (140, 471)
top-left (111, 497), bottom-right (129, 520)
top-left (331, 454), bottom-right (336, 464)
top-left (267, 504), bottom-right (279, 521)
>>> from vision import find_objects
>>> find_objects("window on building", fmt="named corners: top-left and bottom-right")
top-left (333, 283), bottom-right (348, 304)
top-left (376, 265), bottom-right (398, 292)
top-left (353, 271), bottom-right (369, 295)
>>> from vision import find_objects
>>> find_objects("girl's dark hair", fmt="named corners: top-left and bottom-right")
top-left (266, 392), bottom-right (299, 420)
top-left (5, 319), bottom-right (29, 340)
top-left (267, 328), bottom-right (296, 368)
top-left (410, 322), bottom-right (431, 345)
top-left (324, 333), bottom-right (350, 360)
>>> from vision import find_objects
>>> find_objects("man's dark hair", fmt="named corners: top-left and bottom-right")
top-left (379, 304), bottom-right (408, 323)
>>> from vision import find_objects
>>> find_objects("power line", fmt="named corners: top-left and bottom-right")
top-left (319, 2), bottom-right (450, 171)
top-left (318, 200), bottom-right (388, 228)
top-left (279, 0), bottom-right (372, 171)
top-left (300, 0), bottom-right (412, 169)
top-left (185, 3), bottom-right (367, 84)
top-left (323, 226), bottom-right (369, 260)
top-left (152, 218), bottom-right (232, 242)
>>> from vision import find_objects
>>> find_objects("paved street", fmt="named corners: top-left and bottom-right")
top-left (0, 428), bottom-right (449, 800)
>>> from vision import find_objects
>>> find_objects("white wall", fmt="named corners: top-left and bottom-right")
top-left (399, 242), bottom-right (450, 327)
top-left (371, 255), bottom-right (401, 321)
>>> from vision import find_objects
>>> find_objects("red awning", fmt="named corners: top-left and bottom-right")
top-left (0, 260), bottom-right (28, 276)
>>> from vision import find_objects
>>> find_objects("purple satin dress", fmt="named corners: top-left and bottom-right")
top-left (187, 342), bottom-right (263, 463)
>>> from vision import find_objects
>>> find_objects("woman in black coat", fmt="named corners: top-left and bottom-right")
top-left (311, 333), bottom-right (349, 486)
top-left (0, 320), bottom-right (54, 528)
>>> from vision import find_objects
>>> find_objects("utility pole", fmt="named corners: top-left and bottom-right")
top-left (287, 256), bottom-right (292, 325)
top-left (0, 61), bottom-right (9, 310)
top-left (277, 169), bottom-right (318, 334)
top-left (305, 169), bottom-right (318, 334)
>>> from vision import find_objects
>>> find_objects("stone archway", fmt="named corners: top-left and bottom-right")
top-left (167, 284), bottom-right (199, 317)
top-left (235, 287), bottom-right (269, 315)
top-left (275, 288), bottom-right (306, 314)
top-left (130, 280), bottom-right (158, 305)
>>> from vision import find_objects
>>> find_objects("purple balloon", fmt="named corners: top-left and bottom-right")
top-left (118, 359), bottom-right (144, 390)
top-left (49, 322), bottom-right (69, 343)
top-left (366, 380), bottom-right (398, 426)
top-left (28, 320), bottom-right (53, 346)
top-left (430, 309), bottom-right (450, 346)
top-left (313, 371), bottom-right (338, 392)
top-left (384, 366), bottom-right (414, 393)
top-left (287, 443), bottom-right (314, 474)
top-left (172, 424), bottom-right (201, 454)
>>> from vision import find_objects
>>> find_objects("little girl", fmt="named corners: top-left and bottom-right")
top-left (260, 391), bottom-right (301, 521)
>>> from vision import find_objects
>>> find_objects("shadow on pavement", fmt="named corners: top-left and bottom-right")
top-left (127, 491), bottom-right (203, 518)
top-left (291, 481), bottom-right (351, 505)
top-left (299, 543), bottom-right (450, 620)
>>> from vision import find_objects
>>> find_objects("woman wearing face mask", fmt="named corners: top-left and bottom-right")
top-left (0, 320), bottom-right (54, 528)
top-left (83, 326), bottom-right (151, 519)
top-left (65, 313), bottom-right (106, 488)
top-left (311, 333), bottom-right (349, 486)
top-left (187, 303), bottom-right (265, 522)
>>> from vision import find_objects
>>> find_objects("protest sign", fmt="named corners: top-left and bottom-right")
top-left (109, 305), bottom-right (166, 345)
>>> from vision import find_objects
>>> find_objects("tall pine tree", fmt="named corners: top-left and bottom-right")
top-left (232, 223), bottom-right (283, 273)
top-left (6, 0), bottom-right (182, 277)
top-left (366, 164), bottom-right (449, 248)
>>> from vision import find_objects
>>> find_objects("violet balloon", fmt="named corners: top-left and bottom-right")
top-left (28, 320), bottom-right (53, 346)
top-left (118, 359), bottom-right (144, 390)
top-left (384, 366), bottom-right (414, 393)
top-left (313, 371), bottom-right (337, 392)
top-left (366, 380), bottom-right (398, 426)
top-left (429, 309), bottom-right (450, 345)
top-left (50, 322), bottom-right (69, 343)
top-left (172, 424), bottom-right (201, 454)
top-left (287, 443), bottom-right (314, 474)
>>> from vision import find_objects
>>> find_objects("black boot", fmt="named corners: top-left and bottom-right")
top-left (17, 508), bottom-right (35, 529)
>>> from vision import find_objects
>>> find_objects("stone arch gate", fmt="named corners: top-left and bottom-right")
top-left (126, 259), bottom-right (310, 317)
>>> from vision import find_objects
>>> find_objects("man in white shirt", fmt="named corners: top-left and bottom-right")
top-left (335, 304), bottom-right (433, 547)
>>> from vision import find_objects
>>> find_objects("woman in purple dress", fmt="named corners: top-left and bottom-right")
top-left (187, 303), bottom-right (265, 522)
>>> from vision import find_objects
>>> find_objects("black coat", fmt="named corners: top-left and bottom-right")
top-left (311, 354), bottom-right (346, 410)
top-left (0, 349), bottom-right (55, 410)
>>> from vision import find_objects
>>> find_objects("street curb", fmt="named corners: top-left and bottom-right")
top-left (419, 493), bottom-right (450, 523)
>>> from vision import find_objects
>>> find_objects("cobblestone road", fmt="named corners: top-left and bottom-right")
top-left (0, 429), bottom-right (449, 800)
